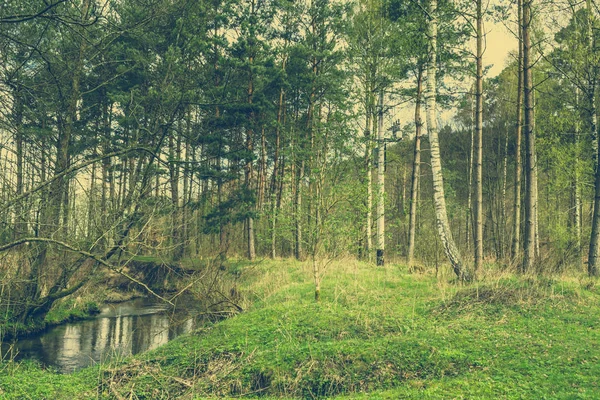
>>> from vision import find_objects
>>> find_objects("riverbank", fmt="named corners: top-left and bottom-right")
top-left (1, 259), bottom-right (600, 398)
top-left (0, 255), bottom-right (190, 341)
top-left (0, 299), bottom-right (101, 341)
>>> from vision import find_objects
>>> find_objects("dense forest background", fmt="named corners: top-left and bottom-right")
top-left (0, 0), bottom-right (598, 324)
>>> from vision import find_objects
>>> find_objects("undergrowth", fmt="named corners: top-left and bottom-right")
top-left (1, 259), bottom-right (600, 399)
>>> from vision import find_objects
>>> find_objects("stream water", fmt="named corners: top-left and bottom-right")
top-left (1, 297), bottom-right (202, 373)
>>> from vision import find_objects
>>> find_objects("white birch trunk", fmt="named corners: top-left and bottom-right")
top-left (425, 0), bottom-right (470, 280)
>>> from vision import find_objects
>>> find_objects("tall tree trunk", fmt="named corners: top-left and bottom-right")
top-left (522, 0), bottom-right (537, 273)
top-left (574, 88), bottom-right (582, 266)
top-left (533, 105), bottom-right (540, 259)
top-left (118, 160), bottom-right (125, 211)
top-left (246, 50), bottom-right (256, 261)
top-left (37, 119), bottom-right (47, 237)
top-left (101, 97), bottom-right (111, 249)
top-left (466, 90), bottom-right (475, 252)
top-left (586, 0), bottom-right (600, 276)
top-left (501, 124), bottom-right (509, 260)
top-left (13, 86), bottom-right (24, 239)
top-left (426, 0), bottom-right (470, 280)
top-left (407, 66), bottom-right (424, 267)
top-left (62, 163), bottom-right (71, 238)
top-left (182, 118), bottom-right (190, 258)
top-left (474, 0), bottom-right (484, 273)
top-left (364, 94), bottom-right (373, 262)
top-left (295, 158), bottom-right (304, 261)
top-left (258, 126), bottom-right (267, 210)
top-left (306, 35), bottom-right (318, 265)
top-left (88, 142), bottom-right (97, 241)
top-left (108, 106), bottom-right (116, 215)
top-left (512, 0), bottom-right (524, 264)
top-left (169, 129), bottom-right (182, 261)
top-left (376, 91), bottom-right (385, 266)
top-left (189, 129), bottom-right (197, 256)
top-left (271, 73), bottom-right (286, 258)
top-left (211, 23), bottom-right (227, 258)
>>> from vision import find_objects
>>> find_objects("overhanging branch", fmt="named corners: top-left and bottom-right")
top-left (0, 237), bottom-right (174, 306)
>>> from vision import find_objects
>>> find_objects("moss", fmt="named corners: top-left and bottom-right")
top-left (44, 300), bottom-right (100, 325)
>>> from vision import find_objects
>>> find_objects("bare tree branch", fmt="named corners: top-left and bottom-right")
top-left (0, 0), bottom-right (69, 24)
top-left (1, 147), bottom-right (154, 212)
top-left (0, 237), bottom-right (174, 306)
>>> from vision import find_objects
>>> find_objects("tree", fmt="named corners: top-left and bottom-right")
top-left (584, 0), bottom-right (600, 276)
top-left (521, 0), bottom-right (538, 273)
top-left (407, 65), bottom-right (425, 267)
top-left (512, 0), bottom-right (524, 264)
top-left (473, 0), bottom-right (484, 273)
top-left (425, 0), bottom-right (471, 281)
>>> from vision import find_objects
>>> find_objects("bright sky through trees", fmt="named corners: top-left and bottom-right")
top-left (486, 17), bottom-right (517, 76)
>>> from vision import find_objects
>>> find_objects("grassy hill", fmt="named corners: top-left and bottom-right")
top-left (1, 259), bottom-right (599, 399)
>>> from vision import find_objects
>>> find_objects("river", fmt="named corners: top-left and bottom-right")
top-left (1, 297), bottom-right (202, 373)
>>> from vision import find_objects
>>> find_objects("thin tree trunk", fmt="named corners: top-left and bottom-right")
top-left (467, 90), bottom-right (475, 253)
top-left (512, 0), bottom-right (524, 264)
top-left (407, 66), bottom-right (424, 267)
top-left (182, 118), bottom-right (190, 257)
top-left (37, 121), bottom-right (47, 237)
top-left (306, 36), bottom-right (318, 264)
top-left (533, 98), bottom-right (540, 259)
top-left (88, 160), bottom-right (97, 240)
top-left (426, 0), bottom-right (470, 280)
top-left (295, 158), bottom-right (304, 261)
top-left (376, 91), bottom-right (385, 266)
top-left (365, 95), bottom-right (373, 262)
top-left (474, 0), bottom-right (484, 273)
top-left (101, 98), bottom-right (111, 247)
top-left (574, 88), bottom-right (582, 266)
top-left (62, 157), bottom-right (71, 238)
top-left (258, 125), bottom-right (267, 210)
top-left (169, 129), bottom-right (182, 261)
top-left (586, 0), bottom-right (600, 276)
top-left (246, 43), bottom-right (256, 261)
top-left (189, 128), bottom-right (197, 255)
top-left (501, 124), bottom-right (509, 260)
top-left (402, 167), bottom-right (407, 215)
top-left (271, 75), bottom-right (286, 258)
top-left (13, 87), bottom-right (24, 239)
top-left (522, 0), bottom-right (537, 273)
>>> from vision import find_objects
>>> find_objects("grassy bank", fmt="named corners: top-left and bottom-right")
top-left (0, 299), bottom-right (100, 341)
top-left (1, 259), bottom-right (599, 398)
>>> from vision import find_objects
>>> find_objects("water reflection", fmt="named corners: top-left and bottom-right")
top-left (1, 298), bottom-right (199, 373)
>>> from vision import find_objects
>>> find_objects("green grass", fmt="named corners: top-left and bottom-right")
top-left (44, 300), bottom-right (100, 326)
top-left (0, 299), bottom-right (100, 341)
top-left (1, 259), bottom-right (600, 399)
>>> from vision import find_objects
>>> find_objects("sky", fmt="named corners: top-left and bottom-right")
top-left (485, 16), bottom-right (518, 77)
top-left (388, 17), bottom-right (518, 131)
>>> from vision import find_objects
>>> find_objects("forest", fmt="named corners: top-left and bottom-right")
top-left (0, 0), bottom-right (599, 398)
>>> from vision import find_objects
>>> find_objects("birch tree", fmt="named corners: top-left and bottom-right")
top-left (425, 0), bottom-right (471, 280)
